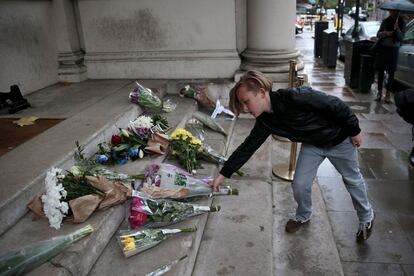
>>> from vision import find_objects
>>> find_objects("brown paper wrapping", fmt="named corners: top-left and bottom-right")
top-left (69, 194), bottom-right (102, 223)
top-left (145, 132), bottom-right (170, 155)
top-left (27, 196), bottom-right (46, 220)
top-left (85, 176), bottom-right (131, 210)
top-left (140, 186), bottom-right (190, 199)
top-left (195, 86), bottom-right (216, 110)
top-left (27, 176), bottom-right (132, 224)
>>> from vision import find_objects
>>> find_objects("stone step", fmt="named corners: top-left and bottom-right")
top-left (0, 80), bottom-right (237, 276)
top-left (89, 106), bottom-right (237, 276)
top-left (0, 81), bottom-right (200, 276)
top-left (0, 80), bottom-right (140, 235)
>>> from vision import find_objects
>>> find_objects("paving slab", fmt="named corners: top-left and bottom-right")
top-left (226, 118), bottom-right (272, 181)
top-left (272, 181), bottom-right (344, 276)
top-left (342, 261), bottom-right (406, 276)
top-left (328, 211), bottom-right (414, 264)
top-left (358, 149), bottom-right (412, 180)
top-left (193, 179), bottom-right (273, 276)
top-left (318, 176), bottom-right (356, 213)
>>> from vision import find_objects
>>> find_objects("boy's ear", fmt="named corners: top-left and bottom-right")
top-left (259, 87), bottom-right (266, 97)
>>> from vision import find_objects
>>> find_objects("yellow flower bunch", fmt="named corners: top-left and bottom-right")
top-left (121, 236), bottom-right (136, 253)
top-left (170, 128), bottom-right (192, 140)
top-left (169, 128), bottom-right (203, 173)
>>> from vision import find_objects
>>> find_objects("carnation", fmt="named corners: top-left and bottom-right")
top-left (41, 167), bottom-right (69, 229)
top-left (128, 116), bottom-right (154, 138)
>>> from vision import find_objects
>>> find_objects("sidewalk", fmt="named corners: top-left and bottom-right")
top-left (294, 29), bottom-right (414, 275)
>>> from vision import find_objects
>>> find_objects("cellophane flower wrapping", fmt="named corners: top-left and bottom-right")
top-left (117, 227), bottom-right (196, 258)
top-left (140, 163), bottom-right (211, 197)
top-left (169, 128), bottom-right (203, 174)
top-left (129, 82), bottom-right (176, 112)
top-left (128, 192), bottom-right (220, 229)
top-left (185, 118), bottom-right (205, 141)
top-left (139, 163), bottom-right (238, 199)
top-left (0, 225), bottom-right (93, 276)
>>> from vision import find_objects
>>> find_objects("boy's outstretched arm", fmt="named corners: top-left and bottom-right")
top-left (211, 174), bottom-right (225, 192)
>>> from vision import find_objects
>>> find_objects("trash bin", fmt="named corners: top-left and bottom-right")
top-left (358, 54), bottom-right (375, 93)
top-left (343, 39), bottom-right (374, 88)
top-left (322, 30), bottom-right (338, 68)
top-left (314, 21), bottom-right (329, 58)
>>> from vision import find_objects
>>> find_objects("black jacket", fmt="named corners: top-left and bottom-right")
top-left (220, 87), bottom-right (361, 178)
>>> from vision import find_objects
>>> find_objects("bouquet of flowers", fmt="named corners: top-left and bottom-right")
top-left (129, 192), bottom-right (220, 229)
top-left (129, 82), bottom-right (176, 112)
top-left (192, 111), bottom-right (227, 136)
top-left (95, 114), bottom-right (169, 165)
top-left (118, 227), bottom-right (196, 258)
top-left (73, 142), bottom-right (144, 181)
top-left (28, 167), bottom-right (132, 229)
top-left (0, 225), bottom-right (93, 276)
top-left (169, 128), bottom-right (203, 174)
top-left (96, 129), bottom-right (146, 165)
top-left (139, 163), bottom-right (238, 199)
top-left (179, 84), bottom-right (216, 110)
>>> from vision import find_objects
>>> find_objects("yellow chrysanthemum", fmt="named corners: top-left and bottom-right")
top-left (121, 237), bottom-right (136, 252)
top-left (171, 128), bottom-right (194, 140)
top-left (191, 138), bottom-right (202, 145)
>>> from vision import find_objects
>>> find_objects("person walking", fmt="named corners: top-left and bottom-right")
top-left (211, 70), bottom-right (375, 243)
top-left (394, 88), bottom-right (414, 166)
top-left (374, 10), bottom-right (406, 103)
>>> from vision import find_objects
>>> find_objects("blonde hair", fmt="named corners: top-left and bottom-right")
top-left (229, 70), bottom-right (273, 116)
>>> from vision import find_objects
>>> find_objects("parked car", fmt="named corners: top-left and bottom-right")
top-left (348, 8), bottom-right (368, 21)
top-left (395, 19), bottom-right (414, 89)
top-left (338, 21), bottom-right (380, 60)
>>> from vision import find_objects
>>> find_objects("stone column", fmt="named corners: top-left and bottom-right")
top-left (53, 0), bottom-right (87, 82)
top-left (239, 0), bottom-right (303, 84)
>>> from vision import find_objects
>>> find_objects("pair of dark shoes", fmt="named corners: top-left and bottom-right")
top-left (374, 91), bottom-right (391, 103)
top-left (285, 213), bottom-right (375, 243)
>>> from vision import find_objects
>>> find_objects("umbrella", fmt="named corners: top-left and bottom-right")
top-left (379, 0), bottom-right (414, 13)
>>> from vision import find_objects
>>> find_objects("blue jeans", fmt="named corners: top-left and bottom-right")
top-left (292, 137), bottom-right (373, 223)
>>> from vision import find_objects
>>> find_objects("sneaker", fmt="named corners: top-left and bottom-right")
top-left (285, 219), bottom-right (309, 233)
top-left (356, 212), bottom-right (375, 243)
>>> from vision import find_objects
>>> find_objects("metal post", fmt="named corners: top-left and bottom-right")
top-left (352, 0), bottom-right (361, 39)
top-left (272, 61), bottom-right (301, 181)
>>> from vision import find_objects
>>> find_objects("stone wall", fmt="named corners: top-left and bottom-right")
top-left (79, 0), bottom-right (241, 79)
top-left (0, 1), bottom-right (58, 95)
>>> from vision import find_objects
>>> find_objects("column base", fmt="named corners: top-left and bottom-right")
top-left (57, 51), bottom-right (88, 83)
top-left (238, 48), bottom-right (304, 84)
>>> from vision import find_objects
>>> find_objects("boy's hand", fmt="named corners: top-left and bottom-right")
top-left (210, 174), bottom-right (225, 192)
top-left (351, 133), bottom-right (362, 147)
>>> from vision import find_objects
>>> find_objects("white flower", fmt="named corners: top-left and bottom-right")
top-left (41, 167), bottom-right (68, 229)
top-left (138, 149), bottom-right (144, 159)
top-left (128, 115), bottom-right (154, 130)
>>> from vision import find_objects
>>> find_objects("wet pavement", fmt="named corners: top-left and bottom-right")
top-left (296, 28), bottom-right (414, 275)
